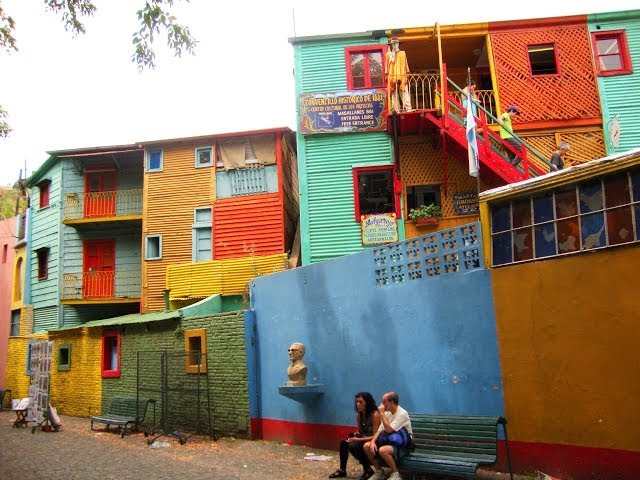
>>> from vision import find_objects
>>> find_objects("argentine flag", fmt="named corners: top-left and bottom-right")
top-left (466, 93), bottom-right (479, 177)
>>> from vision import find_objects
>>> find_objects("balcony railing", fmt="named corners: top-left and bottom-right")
top-left (62, 270), bottom-right (141, 300)
top-left (393, 73), bottom-right (497, 124)
top-left (64, 189), bottom-right (142, 221)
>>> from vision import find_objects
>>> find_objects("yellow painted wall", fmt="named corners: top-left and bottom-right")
top-left (491, 246), bottom-right (640, 451)
top-left (143, 142), bottom-right (215, 313)
top-left (48, 328), bottom-right (102, 417)
top-left (4, 333), bottom-right (47, 399)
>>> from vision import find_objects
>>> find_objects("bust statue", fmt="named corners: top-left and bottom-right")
top-left (286, 342), bottom-right (308, 386)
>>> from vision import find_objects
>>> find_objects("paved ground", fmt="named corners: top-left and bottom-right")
top-left (0, 411), bottom-right (352, 480)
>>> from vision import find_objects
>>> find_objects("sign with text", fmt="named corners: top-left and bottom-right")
top-left (361, 213), bottom-right (398, 245)
top-left (453, 191), bottom-right (479, 215)
top-left (299, 89), bottom-right (387, 134)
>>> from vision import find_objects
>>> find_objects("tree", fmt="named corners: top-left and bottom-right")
top-left (0, 0), bottom-right (198, 138)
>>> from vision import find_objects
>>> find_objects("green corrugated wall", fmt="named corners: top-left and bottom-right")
top-left (588, 11), bottom-right (640, 154)
top-left (293, 35), bottom-right (397, 264)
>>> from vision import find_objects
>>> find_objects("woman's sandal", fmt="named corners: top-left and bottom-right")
top-left (329, 470), bottom-right (347, 478)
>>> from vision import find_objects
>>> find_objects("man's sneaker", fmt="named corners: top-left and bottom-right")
top-left (368, 470), bottom-right (388, 480)
top-left (387, 472), bottom-right (403, 480)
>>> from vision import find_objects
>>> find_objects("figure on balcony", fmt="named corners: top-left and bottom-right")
top-left (498, 105), bottom-right (523, 166)
top-left (462, 79), bottom-right (478, 117)
top-left (386, 38), bottom-right (412, 113)
top-left (549, 141), bottom-right (571, 172)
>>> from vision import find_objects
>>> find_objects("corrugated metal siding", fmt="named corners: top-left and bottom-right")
top-left (33, 305), bottom-right (59, 332)
top-left (588, 17), bottom-right (640, 154)
top-left (490, 23), bottom-right (601, 122)
top-left (305, 133), bottom-right (393, 263)
top-left (61, 303), bottom-right (140, 328)
top-left (213, 192), bottom-right (284, 259)
top-left (143, 142), bottom-right (214, 313)
top-left (166, 253), bottom-right (288, 298)
top-left (296, 39), bottom-right (381, 94)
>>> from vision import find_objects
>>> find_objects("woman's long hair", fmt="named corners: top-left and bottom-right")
top-left (354, 391), bottom-right (377, 420)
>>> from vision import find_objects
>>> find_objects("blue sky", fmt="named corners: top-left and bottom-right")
top-left (0, 0), bottom-right (637, 185)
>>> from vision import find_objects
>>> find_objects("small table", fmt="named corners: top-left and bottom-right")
top-left (13, 409), bottom-right (29, 428)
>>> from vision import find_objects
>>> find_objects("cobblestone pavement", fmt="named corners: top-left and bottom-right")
top-left (0, 411), bottom-right (361, 480)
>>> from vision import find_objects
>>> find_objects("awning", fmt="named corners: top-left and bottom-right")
top-left (52, 310), bottom-right (181, 332)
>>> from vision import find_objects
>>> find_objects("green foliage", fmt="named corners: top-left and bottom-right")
top-left (0, 185), bottom-right (27, 220)
top-left (0, 105), bottom-right (10, 139)
top-left (407, 203), bottom-right (442, 221)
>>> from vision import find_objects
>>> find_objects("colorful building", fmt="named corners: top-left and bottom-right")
top-left (0, 216), bottom-right (17, 387)
top-left (290, 10), bottom-right (636, 264)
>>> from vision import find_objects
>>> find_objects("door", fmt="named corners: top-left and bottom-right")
top-left (83, 240), bottom-right (115, 298)
top-left (84, 170), bottom-right (116, 218)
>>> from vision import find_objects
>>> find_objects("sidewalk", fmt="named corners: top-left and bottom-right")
top-left (0, 411), bottom-right (344, 480)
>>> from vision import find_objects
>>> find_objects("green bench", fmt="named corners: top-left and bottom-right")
top-left (90, 397), bottom-right (156, 438)
top-left (400, 414), bottom-right (513, 479)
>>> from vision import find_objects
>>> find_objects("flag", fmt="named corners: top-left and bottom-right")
top-left (466, 91), bottom-right (479, 177)
top-left (537, 471), bottom-right (562, 480)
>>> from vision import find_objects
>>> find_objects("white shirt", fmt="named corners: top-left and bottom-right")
top-left (378, 405), bottom-right (412, 435)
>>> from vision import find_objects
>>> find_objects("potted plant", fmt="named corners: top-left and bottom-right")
top-left (408, 203), bottom-right (442, 225)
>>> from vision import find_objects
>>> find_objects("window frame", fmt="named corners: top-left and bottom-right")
top-left (36, 247), bottom-right (49, 280)
top-left (192, 207), bottom-right (212, 262)
top-left (591, 30), bottom-right (633, 76)
top-left (58, 344), bottom-right (72, 371)
top-left (101, 330), bottom-right (121, 378)
top-left (527, 42), bottom-right (560, 77)
top-left (352, 165), bottom-right (400, 221)
top-left (184, 328), bottom-right (207, 374)
top-left (345, 45), bottom-right (387, 90)
top-left (38, 180), bottom-right (51, 208)
top-left (146, 148), bottom-right (164, 172)
top-left (26, 340), bottom-right (36, 375)
top-left (145, 234), bottom-right (162, 260)
top-left (10, 309), bottom-right (20, 337)
top-left (195, 146), bottom-right (214, 168)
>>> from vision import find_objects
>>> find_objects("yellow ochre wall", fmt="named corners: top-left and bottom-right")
top-left (491, 246), bottom-right (640, 451)
top-left (143, 142), bottom-right (214, 313)
top-left (48, 328), bottom-right (102, 417)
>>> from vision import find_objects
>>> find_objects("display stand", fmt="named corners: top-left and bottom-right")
top-left (26, 340), bottom-right (59, 433)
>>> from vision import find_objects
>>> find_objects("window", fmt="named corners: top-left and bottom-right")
top-left (2, 244), bottom-right (7, 263)
top-left (406, 185), bottom-right (442, 212)
top-left (192, 208), bottom-right (212, 262)
top-left (491, 168), bottom-right (640, 266)
top-left (184, 328), bottom-right (207, 374)
top-left (38, 180), bottom-right (51, 208)
top-left (353, 166), bottom-right (399, 221)
top-left (195, 146), bottom-right (213, 168)
top-left (14, 257), bottom-right (23, 301)
top-left (58, 344), bottom-right (71, 371)
top-left (101, 331), bottom-right (121, 378)
top-left (527, 43), bottom-right (558, 76)
top-left (145, 235), bottom-right (162, 260)
top-left (10, 310), bottom-right (20, 337)
top-left (592, 30), bottom-right (633, 76)
top-left (345, 45), bottom-right (385, 90)
top-left (36, 248), bottom-right (49, 280)
top-left (26, 340), bottom-right (35, 375)
top-left (146, 148), bottom-right (163, 172)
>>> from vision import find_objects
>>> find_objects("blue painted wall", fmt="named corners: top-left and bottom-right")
top-left (249, 240), bottom-right (504, 429)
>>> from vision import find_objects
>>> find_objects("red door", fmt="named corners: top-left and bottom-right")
top-left (84, 170), bottom-right (116, 218)
top-left (83, 240), bottom-right (115, 298)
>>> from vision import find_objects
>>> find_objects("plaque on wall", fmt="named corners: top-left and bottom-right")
top-left (453, 191), bottom-right (479, 215)
top-left (299, 89), bottom-right (387, 134)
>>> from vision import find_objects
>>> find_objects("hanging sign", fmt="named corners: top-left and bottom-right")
top-left (453, 191), bottom-right (479, 215)
top-left (361, 213), bottom-right (398, 245)
top-left (299, 89), bottom-right (387, 134)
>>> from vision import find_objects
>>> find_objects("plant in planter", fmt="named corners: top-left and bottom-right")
top-left (408, 203), bottom-right (443, 225)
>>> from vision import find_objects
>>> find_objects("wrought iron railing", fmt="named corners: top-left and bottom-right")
top-left (63, 189), bottom-right (142, 220)
top-left (61, 270), bottom-right (141, 300)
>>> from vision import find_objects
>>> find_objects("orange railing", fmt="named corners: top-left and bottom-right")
top-left (62, 270), bottom-right (141, 300)
top-left (64, 189), bottom-right (142, 221)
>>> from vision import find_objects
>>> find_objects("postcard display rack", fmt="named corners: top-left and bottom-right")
top-left (27, 340), bottom-right (55, 433)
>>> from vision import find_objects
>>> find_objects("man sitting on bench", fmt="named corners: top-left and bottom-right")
top-left (364, 392), bottom-right (413, 480)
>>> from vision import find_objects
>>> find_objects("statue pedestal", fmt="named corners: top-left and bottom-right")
top-left (278, 384), bottom-right (324, 402)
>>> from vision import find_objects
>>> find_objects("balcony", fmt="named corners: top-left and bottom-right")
top-left (63, 189), bottom-right (142, 223)
top-left (61, 270), bottom-right (141, 303)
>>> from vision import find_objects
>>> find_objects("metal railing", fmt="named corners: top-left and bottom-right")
top-left (61, 270), bottom-right (141, 300)
top-left (64, 189), bottom-right (142, 220)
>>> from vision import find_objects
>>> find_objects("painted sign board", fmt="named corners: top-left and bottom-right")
top-left (361, 213), bottom-right (398, 245)
top-left (299, 89), bottom-right (387, 134)
top-left (453, 191), bottom-right (479, 215)
top-left (608, 115), bottom-right (620, 149)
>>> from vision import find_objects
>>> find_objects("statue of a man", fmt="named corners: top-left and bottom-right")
top-left (286, 342), bottom-right (308, 386)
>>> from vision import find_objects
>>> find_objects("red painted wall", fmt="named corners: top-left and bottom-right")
top-left (0, 217), bottom-right (16, 387)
